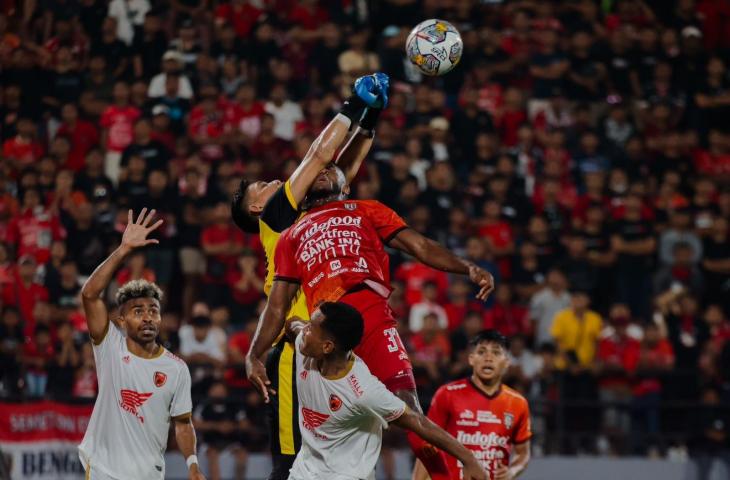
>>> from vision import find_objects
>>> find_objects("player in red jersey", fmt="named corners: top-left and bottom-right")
top-left (246, 163), bottom-right (495, 479)
top-left (414, 330), bottom-right (531, 480)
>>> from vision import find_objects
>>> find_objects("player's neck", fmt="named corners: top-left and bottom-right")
top-left (471, 374), bottom-right (502, 397)
top-left (318, 353), bottom-right (354, 380)
top-left (302, 193), bottom-right (343, 211)
top-left (127, 337), bottom-right (162, 359)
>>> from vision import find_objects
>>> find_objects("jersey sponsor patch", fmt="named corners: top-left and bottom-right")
top-left (477, 410), bottom-right (502, 424)
top-left (446, 383), bottom-right (467, 391)
top-left (329, 394), bottom-right (343, 412)
top-left (347, 374), bottom-right (363, 398)
top-left (120, 389), bottom-right (153, 423)
top-left (302, 407), bottom-right (330, 439)
top-left (154, 371), bottom-right (167, 387)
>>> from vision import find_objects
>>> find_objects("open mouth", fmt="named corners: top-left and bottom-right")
top-left (482, 366), bottom-right (495, 374)
top-left (141, 326), bottom-right (156, 335)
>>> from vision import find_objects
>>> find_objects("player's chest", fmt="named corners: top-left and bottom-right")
top-left (449, 396), bottom-right (515, 439)
top-left (296, 370), bottom-right (361, 434)
top-left (109, 356), bottom-right (177, 417)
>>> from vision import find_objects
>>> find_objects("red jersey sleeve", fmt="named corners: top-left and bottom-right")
top-left (362, 201), bottom-right (408, 243)
top-left (512, 397), bottom-right (532, 444)
top-left (273, 228), bottom-right (300, 283)
top-left (426, 384), bottom-right (451, 428)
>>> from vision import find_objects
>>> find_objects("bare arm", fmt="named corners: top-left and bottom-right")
top-left (392, 408), bottom-right (486, 480)
top-left (503, 441), bottom-right (530, 479)
top-left (287, 114), bottom-right (353, 203)
top-left (245, 280), bottom-right (299, 402)
top-left (174, 416), bottom-right (206, 480)
top-left (389, 228), bottom-right (495, 301)
top-left (335, 126), bottom-right (374, 183)
top-left (81, 209), bottom-right (162, 343)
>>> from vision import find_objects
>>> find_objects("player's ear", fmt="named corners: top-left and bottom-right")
top-left (322, 340), bottom-right (335, 355)
top-left (467, 350), bottom-right (476, 368)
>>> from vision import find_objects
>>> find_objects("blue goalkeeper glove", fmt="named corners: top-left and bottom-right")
top-left (353, 72), bottom-right (390, 109)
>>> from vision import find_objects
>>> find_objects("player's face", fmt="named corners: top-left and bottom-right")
top-left (120, 298), bottom-right (162, 345)
top-left (299, 311), bottom-right (334, 359)
top-left (469, 341), bottom-right (509, 384)
top-left (247, 179), bottom-right (283, 215)
top-left (309, 163), bottom-right (345, 196)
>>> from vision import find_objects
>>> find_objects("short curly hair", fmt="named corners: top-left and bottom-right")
top-left (115, 279), bottom-right (163, 307)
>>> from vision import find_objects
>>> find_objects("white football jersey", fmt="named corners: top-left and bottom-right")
top-left (288, 333), bottom-right (406, 480)
top-left (78, 323), bottom-right (192, 479)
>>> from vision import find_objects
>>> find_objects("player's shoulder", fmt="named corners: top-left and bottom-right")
top-left (260, 181), bottom-right (299, 233)
top-left (501, 385), bottom-right (529, 407)
top-left (163, 350), bottom-right (188, 368)
top-left (438, 378), bottom-right (471, 394)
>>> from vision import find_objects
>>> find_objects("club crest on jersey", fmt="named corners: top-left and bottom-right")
top-left (154, 371), bottom-right (167, 387)
top-left (504, 412), bottom-right (514, 429)
top-left (329, 394), bottom-right (343, 412)
top-left (344, 203), bottom-right (357, 211)
top-left (120, 389), bottom-right (153, 423)
top-left (300, 370), bottom-right (308, 381)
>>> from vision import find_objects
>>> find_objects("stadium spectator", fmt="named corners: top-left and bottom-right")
top-left (530, 268), bottom-right (570, 346)
top-left (408, 280), bottom-right (448, 333)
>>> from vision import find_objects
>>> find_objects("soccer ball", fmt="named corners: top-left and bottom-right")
top-left (406, 19), bottom-right (463, 76)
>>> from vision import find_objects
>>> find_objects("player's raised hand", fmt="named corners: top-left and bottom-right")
top-left (121, 208), bottom-right (164, 251)
top-left (353, 73), bottom-right (390, 108)
top-left (245, 355), bottom-right (276, 403)
top-left (468, 265), bottom-right (495, 301)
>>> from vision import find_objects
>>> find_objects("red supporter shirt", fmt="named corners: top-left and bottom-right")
top-left (394, 261), bottom-right (449, 306)
top-left (633, 340), bottom-right (674, 396)
top-left (274, 200), bottom-right (406, 313)
top-left (214, 2), bottom-right (261, 37)
top-left (56, 120), bottom-right (99, 171)
top-left (224, 101), bottom-right (265, 138)
top-left (224, 331), bottom-right (251, 388)
top-left (2, 136), bottom-right (44, 164)
top-left (100, 105), bottom-right (141, 152)
top-left (483, 304), bottom-right (530, 337)
top-left (428, 380), bottom-right (532, 477)
top-left (200, 224), bottom-right (247, 284)
top-left (6, 208), bottom-right (65, 264)
top-left (2, 272), bottom-right (50, 337)
top-left (444, 301), bottom-right (484, 332)
top-left (596, 335), bottom-right (641, 389)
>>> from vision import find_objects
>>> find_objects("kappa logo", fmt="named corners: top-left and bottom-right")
top-left (153, 371), bottom-right (167, 388)
top-left (120, 389), bottom-right (153, 423)
top-left (329, 394), bottom-right (343, 412)
top-left (122, 355), bottom-right (130, 364)
top-left (504, 412), bottom-right (514, 429)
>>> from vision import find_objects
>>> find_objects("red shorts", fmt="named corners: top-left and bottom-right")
top-left (339, 288), bottom-right (416, 392)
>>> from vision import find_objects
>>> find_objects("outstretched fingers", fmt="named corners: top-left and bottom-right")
top-left (136, 207), bottom-right (148, 225)
top-left (142, 209), bottom-right (157, 227)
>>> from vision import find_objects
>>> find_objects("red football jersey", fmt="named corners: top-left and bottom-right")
top-left (274, 200), bottom-right (407, 313)
top-left (427, 379), bottom-right (531, 478)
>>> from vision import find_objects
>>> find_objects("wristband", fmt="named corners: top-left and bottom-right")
top-left (186, 455), bottom-right (198, 469)
top-left (339, 94), bottom-right (368, 124)
top-left (359, 106), bottom-right (381, 131)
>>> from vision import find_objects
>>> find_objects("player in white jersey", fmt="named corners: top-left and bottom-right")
top-left (281, 302), bottom-right (487, 480)
top-left (78, 208), bottom-right (206, 480)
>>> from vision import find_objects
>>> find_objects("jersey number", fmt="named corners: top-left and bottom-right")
top-left (384, 327), bottom-right (404, 353)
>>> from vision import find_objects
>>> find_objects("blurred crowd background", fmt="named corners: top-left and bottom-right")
top-left (1, 0), bottom-right (730, 474)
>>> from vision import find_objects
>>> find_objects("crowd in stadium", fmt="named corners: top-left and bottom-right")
top-left (1, 0), bottom-right (730, 468)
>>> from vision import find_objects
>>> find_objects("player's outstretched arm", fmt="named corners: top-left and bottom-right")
top-left (392, 408), bottom-right (487, 480)
top-left (389, 228), bottom-right (495, 301)
top-left (334, 126), bottom-right (374, 183)
top-left (80, 209), bottom-right (163, 343)
top-left (287, 73), bottom-right (388, 203)
top-left (245, 279), bottom-right (299, 402)
top-left (174, 415), bottom-right (206, 480)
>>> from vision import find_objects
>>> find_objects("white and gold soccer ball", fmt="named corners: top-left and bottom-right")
top-left (405, 19), bottom-right (463, 76)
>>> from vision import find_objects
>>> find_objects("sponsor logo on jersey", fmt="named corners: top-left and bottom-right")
top-left (301, 407), bottom-right (330, 439)
top-left (504, 412), bottom-right (514, 429)
top-left (329, 394), bottom-right (343, 412)
top-left (456, 430), bottom-right (509, 449)
top-left (446, 383), bottom-right (466, 391)
top-left (347, 374), bottom-right (363, 398)
top-left (456, 420), bottom-right (480, 427)
top-left (477, 410), bottom-right (502, 424)
top-left (122, 355), bottom-right (130, 364)
top-left (329, 259), bottom-right (342, 271)
top-left (344, 203), bottom-right (357, 211)
top-left (460, 409), bottom-right (475, 419)
top-left (154, 371), bottom-right (167, 388)
top-left (120, 389), bottom-right (153, 423)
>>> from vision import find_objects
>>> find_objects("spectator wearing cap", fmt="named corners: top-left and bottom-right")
top-left (148, 50), bottom-right (195, 99)
top-left (108, 0), bottom-right (150, 46)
